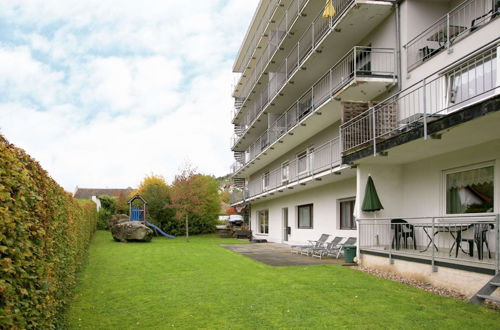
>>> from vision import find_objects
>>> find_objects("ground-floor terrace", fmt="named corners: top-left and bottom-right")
top-left (243, 108), bottom-right (500, 297)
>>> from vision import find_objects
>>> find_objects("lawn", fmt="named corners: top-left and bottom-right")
top-left (66, 231), bottom-right (500, 329)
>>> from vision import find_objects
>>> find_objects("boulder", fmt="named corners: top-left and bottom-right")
top-left (108, 214), bottom-right (129, 229)
top-left (111, 221), bottom-right (154, 242)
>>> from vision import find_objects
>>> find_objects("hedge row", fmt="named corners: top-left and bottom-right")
top-left (0, 135), bottom-right (97, 329)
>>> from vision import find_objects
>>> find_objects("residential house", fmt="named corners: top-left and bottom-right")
top-left (230, 0), bottom-right (500, 298)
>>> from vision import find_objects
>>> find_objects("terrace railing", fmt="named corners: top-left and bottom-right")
top-left (232, 0), bottom-right (357, 123)
top-left (247, 137), bottom-right (341, 198)
top-left (358, 215), bottom-right (500, 273)
top-left (406, 0), bottom-right (498, 71)
top-left (234, 47), bottom-right (395, 164)
top-left (341, 43), bottom-right (499, 153)
top-left (229, 188), bottom-right (249, 205)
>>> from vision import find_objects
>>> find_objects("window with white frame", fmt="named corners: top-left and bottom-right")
top-left (297, 147), bottom-right (314, 174)
top-left (297, 204), bottom-right (313, 229)
top-left (262, 171), bottom-right (270, 190)
top-left (448, 50), bottom-right (497, 105)
top-left (258, 210), bottom-right (269, 234)
top-left (281, 161), bottom-right (289, 182)
top-left (445, 165), bottom-right (494, 214)
top-left (339, 199), bottom-right (356, 230)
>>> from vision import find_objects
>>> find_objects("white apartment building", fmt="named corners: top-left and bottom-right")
top-left (230, 0), bottom-right (500, 300)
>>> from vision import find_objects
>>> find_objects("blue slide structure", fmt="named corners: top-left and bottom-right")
top-left (145, 222), bottom-right (175, 239)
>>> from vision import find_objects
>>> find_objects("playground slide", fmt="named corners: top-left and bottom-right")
top-left (145, 222), bottom-right (175, 239)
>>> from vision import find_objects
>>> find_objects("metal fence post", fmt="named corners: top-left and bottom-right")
top-left (423, 79), bottom-right (428, 140)
top-left (496, 213), bottom-right (499, 275)
top-left (446, 13), bottom-right (450, 49)
top-left (372, 108), bottom-right (377, 156)
top-left (389, 220), bottom-right (394, 265)
top-left (432, 217), bottom-right (437, 272)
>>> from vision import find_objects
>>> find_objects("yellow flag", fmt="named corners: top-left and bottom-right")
top-left (323, 0), bottom-right (336, 19)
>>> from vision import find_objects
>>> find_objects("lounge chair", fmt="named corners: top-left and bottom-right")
top-left (290, 234), bottom-right (329, 254)
top-left (311, 236), bottom-right (344, 259)
top-left (326, 237), bottom-right (358, 259)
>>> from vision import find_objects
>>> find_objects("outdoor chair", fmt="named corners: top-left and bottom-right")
top-left (310, 236), bottom-right (344, 259)
top-left (332, 237), bottom-right (357, 259)
top-left (391, 219), bottom-right (417, 250)
top-left (419, 46), bottom-right (439, 61)
top-left (471, 0), bottom-right (499, 32)
top-left (290, 234), bottom-right (329, 254)
top-left (460, 223), bottom-right (493, 260)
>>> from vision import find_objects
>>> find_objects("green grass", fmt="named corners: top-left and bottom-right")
top-left (67, 231), bottom-right (500, 329)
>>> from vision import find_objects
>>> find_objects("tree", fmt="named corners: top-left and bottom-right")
top-left (134, 174), bottom-right (175, 229)
top-left (170, 167), bottom-right (221, 235)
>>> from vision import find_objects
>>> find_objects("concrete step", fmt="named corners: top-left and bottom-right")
top-left (477, 294), bottom-right (500, 303)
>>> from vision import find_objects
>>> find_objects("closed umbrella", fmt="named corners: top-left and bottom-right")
top-left (361, 176), bottom-right (384, 212)
top-left (323, 0), bottom-right (336, 19)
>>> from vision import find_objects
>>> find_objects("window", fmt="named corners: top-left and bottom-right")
top-left (448, 51), bottom-right (497, 105)
top-left (281, 162), bottom-right (289, 182)
top-left (297, 147), bottom-right (314, 174)
top-left (258, 210), bottom-right (269, 234)
top-left (446, 165), bottom-right (494, 214)
top-left (340, 199), bottom-right (356, 230)
top-left (262, 172), bottom-right (270, 190)
top-left (298, 204), bottom-right (313, 229)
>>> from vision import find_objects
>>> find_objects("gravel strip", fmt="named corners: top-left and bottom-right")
top-left (353, 266), bottom-right (500, 310)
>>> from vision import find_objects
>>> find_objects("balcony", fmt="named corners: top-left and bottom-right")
top-left (232, 1), bottom-right (394, 149)
top-left (232, 0), bottom-right (319, 123)
top-left (232, 47), bottom-right (396, 173)
top-left (358, 215), bottom-right (499, 274)
top-left (229, 188), bottom-right (248, 206)
top-left (232, 0), bottom-right (394, 126)
top-left (406, 0), bottom-right (499, 72)
top-left (341, 43), bottom-right (499, 154)
top-left (235, 137), bottom-right (342, 204)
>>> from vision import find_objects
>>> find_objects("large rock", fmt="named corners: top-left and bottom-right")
top-left (108, 214), bottom-right (129, 229)
top-left (111, 221), bottom-right (153, 242)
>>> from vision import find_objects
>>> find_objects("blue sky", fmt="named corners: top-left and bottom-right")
top-left (0, 0), bottom-right (259, 191)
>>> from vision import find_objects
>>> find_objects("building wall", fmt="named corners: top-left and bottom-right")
top-left (251, 177), bottom-right (356, 244)
top-left (356, 139), bottom-right (500, 219)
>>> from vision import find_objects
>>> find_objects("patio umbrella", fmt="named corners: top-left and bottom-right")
top-left (323, 0), bottom-right (336, 19)
top-left (361, 176), bottom-right (384, 212)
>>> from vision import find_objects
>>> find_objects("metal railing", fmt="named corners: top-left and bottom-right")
top-left (358, 215), bottom-right (500, 273)
top-left (232, 0), bottom-right (358, 124)
top-left (230, 188), bottom-right (249, 205)
top-left (246, 137), bottom-right (341, 198)
top-left (341, 43), bottom-right (499, 153)
top-left (406, 0), bottom-right (498, 71)
top-left (232, 0), bottom-right (309, 121)
top-left (234, 47), bottom-right (395, 165)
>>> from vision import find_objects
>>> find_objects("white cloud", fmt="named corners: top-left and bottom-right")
top-left (0, 0), bottom-right (259, 191)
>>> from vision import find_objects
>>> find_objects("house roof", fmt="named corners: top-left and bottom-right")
top-left (73, 187), bottom-right (134, 200)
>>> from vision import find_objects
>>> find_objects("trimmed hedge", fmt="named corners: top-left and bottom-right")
top-left (0, 135), bottom-right (97, 328)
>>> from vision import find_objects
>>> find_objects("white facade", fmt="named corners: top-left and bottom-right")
top-left (230, 0), bottom-right (500, 294)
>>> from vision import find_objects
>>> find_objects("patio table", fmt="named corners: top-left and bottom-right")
top-left (413, 223), bottom-right (471, 257)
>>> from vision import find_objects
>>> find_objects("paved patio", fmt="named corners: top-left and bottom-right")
top-left (220, 242), bottom-right (346, 266)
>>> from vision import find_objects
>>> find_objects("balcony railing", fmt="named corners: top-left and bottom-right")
top-left (234, 0), bottom-right (279, 74)
top-left (233, 47), bottom-right (395, 164)
top-left (247, 137), bottom-right (341, 198)
top-left (229, 188), bottom-right (249, 205)
top-left (406, 0), bottom-right (499, 71)
top-left (341, 43), bottom-right (498, 153)
top-left (358, 215), bottom-right (499, 272)
top-left (233, 0), bottom-right (308, 120)
top-left (232, 0), bottom-right (357, 123)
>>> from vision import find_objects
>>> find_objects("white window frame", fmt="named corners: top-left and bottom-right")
top-left (442, 161), bottom-right (495, 216)
top-left (281, 161), bottom-right (289, 182)
top-left (338, 198), bottom-right (356, 230)
top-left (257, 209), bottom-right (269, 234)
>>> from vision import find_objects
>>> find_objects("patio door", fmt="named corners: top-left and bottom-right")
top-left (282, 208), bottom-right (289, 242)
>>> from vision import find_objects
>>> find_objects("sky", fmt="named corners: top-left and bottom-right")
top-left (0, 0), bottom-right (259, 192)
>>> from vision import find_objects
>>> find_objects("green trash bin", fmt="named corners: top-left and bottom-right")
top-left (343, 245), bottom-right (356, 263)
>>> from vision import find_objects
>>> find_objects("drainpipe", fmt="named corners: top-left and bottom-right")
top-left (395, 1), bottom-right (402, 93)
